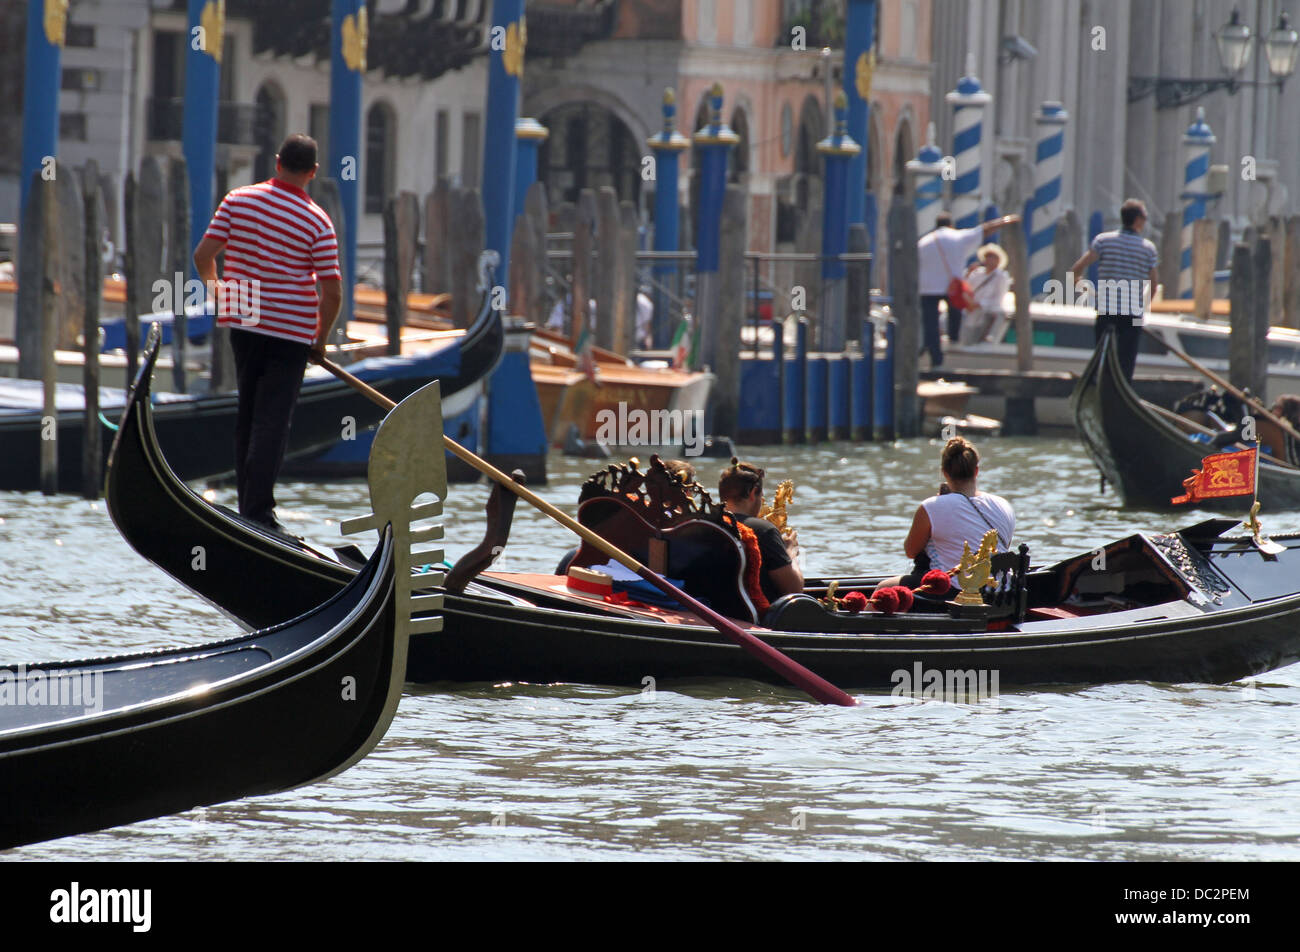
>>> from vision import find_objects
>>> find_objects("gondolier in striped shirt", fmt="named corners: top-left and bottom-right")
top-left (1070, 198), bottom-right (1160, 381)
top-left (193, 134), bottom-right (342, 533)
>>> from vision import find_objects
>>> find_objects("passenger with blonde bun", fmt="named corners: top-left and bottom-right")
top-left (876, 437), bottom-right (1015, 593)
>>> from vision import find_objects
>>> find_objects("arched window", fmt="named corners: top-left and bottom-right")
top-left (538, 102), bottom-right (642, 206)
top-left (795, 95), bottom-right (824, 177)
top-left (893, 117), bottom-right (914, 195)
top-left (253, 82), bottom-right (286, 182)
top-left (365, 102), bottom-right (396, 214)
top-left (729, 106), bottom-right (750, 183)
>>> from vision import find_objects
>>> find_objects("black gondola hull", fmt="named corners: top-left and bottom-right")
top-left (1071, 333), bottom-right (1300, 509)
top-left (0, 529), bottom-right (402, 851)
top-left (106, 334), bottom-right (1300, 691)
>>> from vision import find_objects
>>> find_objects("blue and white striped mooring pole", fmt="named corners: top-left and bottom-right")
top-left (905, 122), bottom-right (945, 235)
top-left (945, 55), bottom-right (991, 230)
top-left (1029, 101), bottom-right (1068, 296)
top-left (1180, 107), bottom-right (1216, 299)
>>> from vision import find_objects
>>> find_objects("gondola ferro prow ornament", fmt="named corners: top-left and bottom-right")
top-left (1243, 501), bottom-right (1286, 558)
top-left (341, 380), bottom-right (448, 638)
top-left (954, 530), bottom-right (999, 606)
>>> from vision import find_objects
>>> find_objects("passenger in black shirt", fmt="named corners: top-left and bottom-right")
top-left (718, 458), bottom-right (803, 604)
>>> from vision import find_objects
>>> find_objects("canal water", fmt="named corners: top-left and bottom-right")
top-left (4, 436), bottom-right (1299, 860)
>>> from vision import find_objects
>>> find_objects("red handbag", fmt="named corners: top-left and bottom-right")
top-left (946, 276), bottom-right (976, 311)
top-left (938, 238), bottom-right (975, 311)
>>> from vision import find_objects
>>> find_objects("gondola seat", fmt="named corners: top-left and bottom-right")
top-left (569, 494), bottom-right (758, 622)
top-left (569, 457), bottom-right (761, 622)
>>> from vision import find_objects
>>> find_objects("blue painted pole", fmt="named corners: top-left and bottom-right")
top-left (648, 88), bottom-right (690, 349)
top-left (818, 92), bottom-right (861, 352)
top-left (843, 0), bottom-right (876, 228)
top-left (329, 0), bottom-right (365, 332)
top-left (19, 0), bottom-right (64, 219)
top-left (482, 0), bottom-right (525, 290)
top-left (692, 83), bottom-right (738, 371)
top-left (183, 0), bottom-right (222, 280)
top-left (513, 118), bottom-right (548, 222)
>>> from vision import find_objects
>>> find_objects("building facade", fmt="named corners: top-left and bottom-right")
top-left (524, 0), bottom-right (934, 258)
top-left (929, 0), bottom-right (1300, 239)
top-left (1, 0), bottom-right (490, 276)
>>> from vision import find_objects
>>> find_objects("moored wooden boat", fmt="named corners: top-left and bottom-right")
top-left (107, 361), bottom-right (1300, 691)
top-left (1070, 331), bottom-right (1300, 509)
top-left (0, 526), bottom-right (403, 851)
top-left (529, 328), bottom-right (714, 446)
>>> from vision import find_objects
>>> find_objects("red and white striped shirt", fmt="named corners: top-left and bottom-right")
top-left (204, 178), bottom-right (341, 344)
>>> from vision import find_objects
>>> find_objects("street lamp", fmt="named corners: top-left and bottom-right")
top-left (1264, 12), bottom-right (1300, 79)
top-left (1131, 8), bottom-right (1300, 108)
top-left (1215, 8), bottom-right (1253, 74)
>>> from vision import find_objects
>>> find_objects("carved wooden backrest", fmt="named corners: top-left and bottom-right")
top-left (572, 456), bottom-right (757, 622)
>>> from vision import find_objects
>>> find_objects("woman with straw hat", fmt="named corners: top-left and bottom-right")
top-left (960, 243), bottom-right (1013, 345)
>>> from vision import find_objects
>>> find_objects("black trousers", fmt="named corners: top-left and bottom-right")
top-left (920, 294), bottom-right (945, 368)
top-left (1095, 314), bottom-right (1141, 381)
top-left (230, 328), bottom-right (310, 525)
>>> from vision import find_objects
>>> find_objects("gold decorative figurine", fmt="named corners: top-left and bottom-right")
top-left (759, 479), bottom-right (795, 535)
top-left (954, 530), bottom-right (998, 606)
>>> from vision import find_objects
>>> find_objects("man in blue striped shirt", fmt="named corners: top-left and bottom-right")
top-left (1070, 199), bottom-right (1161, 380)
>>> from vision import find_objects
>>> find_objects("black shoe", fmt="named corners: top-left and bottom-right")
top-left (255, 516), bottom-right (303, 542)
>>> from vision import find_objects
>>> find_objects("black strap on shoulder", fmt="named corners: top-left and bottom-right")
top-left (961, 493), bottom-right (1009, 550)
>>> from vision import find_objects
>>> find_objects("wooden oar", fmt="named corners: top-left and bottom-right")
top-left (312, 355), bottom-right (858, 707)
top-left (1141, 327), bottom-right (1300, 444)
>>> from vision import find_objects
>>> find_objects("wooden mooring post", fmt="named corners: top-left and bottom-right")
top-left (383, 190), bottom-right (419, 355)
top-left (1191, 218), bottom-right (1217, 321)
top-left (1001, 219), bottom-right (1036, 435)
top-left (82, 163), bottom-right (103, 499)
top-left (1229, 240), bottom-right (1268, 398)
top-left (886, 193), bottom-right (919, 438)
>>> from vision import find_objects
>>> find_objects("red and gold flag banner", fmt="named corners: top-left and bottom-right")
top-left (1171, 448), bottom-right (1256, 505)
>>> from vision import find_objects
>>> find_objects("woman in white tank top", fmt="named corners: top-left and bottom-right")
top-left (903, 438), bottom-right (1015, 582)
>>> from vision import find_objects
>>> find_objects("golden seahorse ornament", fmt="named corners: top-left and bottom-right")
top-left (954, 530), bottom-right (998, 606)
top-left (758, 479), bottom-right (795, 536)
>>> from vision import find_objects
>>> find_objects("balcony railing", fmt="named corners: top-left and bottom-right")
top-left (146, 97), bottom-right (258, 146)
